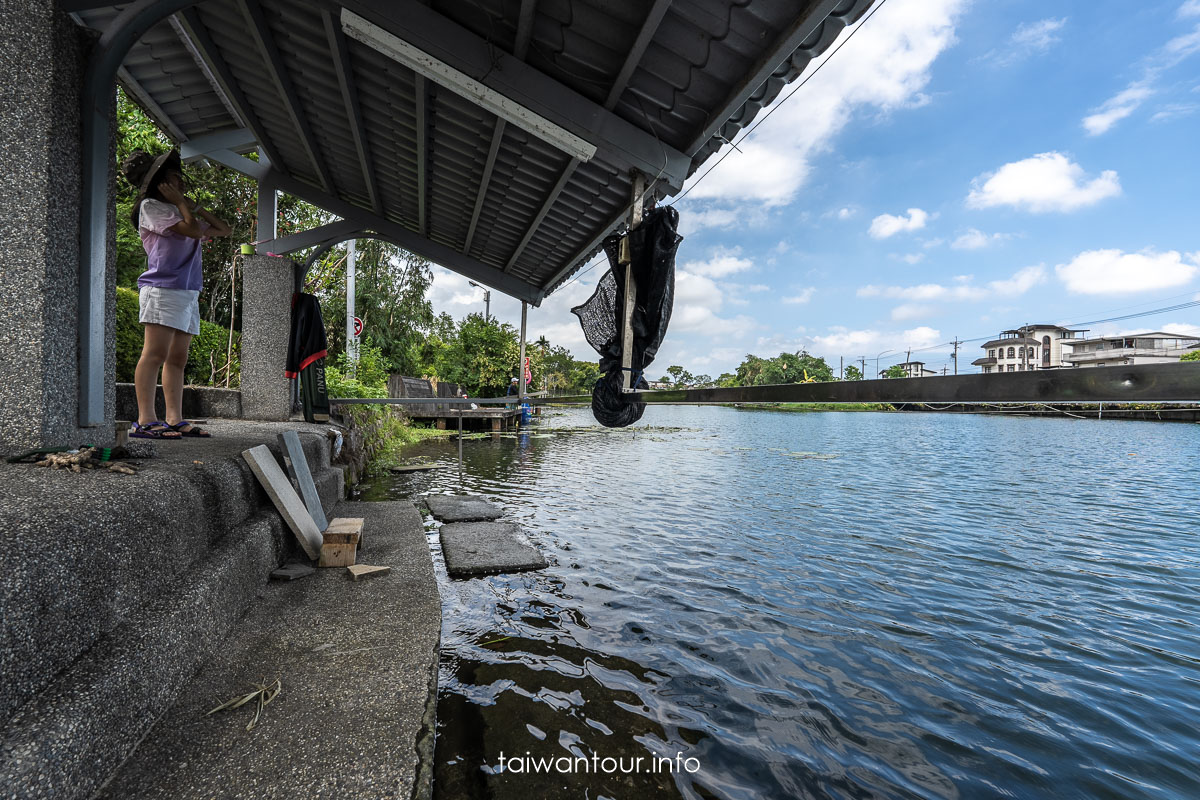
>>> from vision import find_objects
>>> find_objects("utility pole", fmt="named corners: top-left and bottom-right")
top-left (951, 338), bottom-right (960, 375)
top-left (346, 239), bottom-right (357, 375)
top-left (859, 357), bottom-right (866, 378)
top-left (839, 355), bottom-right (843, 380)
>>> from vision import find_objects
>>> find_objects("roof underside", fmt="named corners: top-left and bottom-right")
top-left (74, 0), bottom-right (874, 304)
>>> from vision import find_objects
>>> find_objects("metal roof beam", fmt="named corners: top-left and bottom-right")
top-left (117, 66), bottom-right (189, 142)
top-left (174, 8), bottom-right (277, 165)
top-left (683, 0), bottom-right (846, 156)
top-left (322, 9), bottom-right (382, 216)
top-left (513, 0), bottom-right (536, 61)
top-left (241, 0), bottom-right (334, 193)
top-left (203, 149), bottom-right (542, 304)
top-left (504, 160), bottom-right (578, 273)
top-left (179, 127), bottom-right (257, 162)
top-left (340, 1), bottom-right (690, 190)
top-left (265, 219), bottom-right (361, 255)
top-left (462, 119), bottom-right (505, 255)
top-left (415, 75), bottom-right (429, 237)
top-left (537, 201), bottom-right (625, 300)
top-left (604, 0), bottom-right (671, 111)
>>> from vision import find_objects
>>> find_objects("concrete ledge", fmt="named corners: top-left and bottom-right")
top-left (115, 382), bottom-right (243, 422)
top-left (0, 420), bottom-right (347, 800)
top-left (94, 501), bottom-right (440, 800)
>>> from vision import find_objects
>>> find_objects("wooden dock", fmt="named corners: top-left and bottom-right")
top-left (386, 374), bottom-right (523, 431)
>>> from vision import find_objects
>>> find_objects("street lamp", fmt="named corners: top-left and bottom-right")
top-left (875, 349), bottom-right (898, 379)
top-left (468, 280), bottom-right (491, 322)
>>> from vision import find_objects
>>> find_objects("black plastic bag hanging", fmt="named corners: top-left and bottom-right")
top-left (571, 205), bottom-right (682, 427)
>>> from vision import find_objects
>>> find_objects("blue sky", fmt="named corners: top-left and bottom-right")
top-left (427, 0), bottom-right (1200, 379)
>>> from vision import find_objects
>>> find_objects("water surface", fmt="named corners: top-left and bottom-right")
top-left (356, 407), bottom-right (1200, 799)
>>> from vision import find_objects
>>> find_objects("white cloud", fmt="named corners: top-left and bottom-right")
top-left (1083, 82), bottom-right (1155, 135)
top-left (1182, 0), bottom-right (1200, 16)
top-left (859, 266), bottom-right (1045, 304)
top-left (966, 152), bottom-right (1120, 212)
top-left (952, 228), bottom-right (1009, 250)
top-left (1150, 103), bottom-right (1199, 122)
top-left (901, 253), bottom-right (925, 265)
top-left (988, 265), bottom-right (1047, 294)
top-left (673, 0), bottom-right (964, 207)
top-left (869, 208), bottom-right (929, 238)
top-left (1056, 249), bottom-right (1200, 294)
top-left (1012, 17), bottom-right (1068, 50)
top-left (838, 207), bottom-right (856, 220)
top-left (782, 288), bottom-right (816, 304)
top-left (891, 303), bottom-right (934, 321)
top-left (682, 247), bottom-right (754, 278)
top-left (806, 325), bottom-right (943, 358)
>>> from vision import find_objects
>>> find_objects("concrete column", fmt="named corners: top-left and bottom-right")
top-left (0, 6), bottom-right (114, 455)
top-left (240, 255), bottom-right (293, 420)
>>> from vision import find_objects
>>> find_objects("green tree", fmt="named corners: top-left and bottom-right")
top-left (1181, 349), bottom-right (1200, 362)
top-left (883, 363), bottom-right (908, 379)
top-left (843, 364), bottom-right (864, 381)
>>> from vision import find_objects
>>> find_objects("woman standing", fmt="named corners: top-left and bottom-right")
top-left (121, 149), bottom-right (232, 439)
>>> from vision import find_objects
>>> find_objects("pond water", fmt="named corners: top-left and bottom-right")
top-left (354, 406), bottom-right (1200, 800)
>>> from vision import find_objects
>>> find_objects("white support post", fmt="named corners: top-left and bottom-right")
top-left (518, 301), bottom-right (528, 402)
top-left (346, 239), bottom-right (357, 374)
top-left (620, 171), bottom-right (645, 391)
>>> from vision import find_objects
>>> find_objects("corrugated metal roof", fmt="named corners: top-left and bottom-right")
top-left (74, 0), bottom-right (874, 304)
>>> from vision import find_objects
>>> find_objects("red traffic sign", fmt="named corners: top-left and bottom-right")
top-left (353, 316), bottom-right (363, 337)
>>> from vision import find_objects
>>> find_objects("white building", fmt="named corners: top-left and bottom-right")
top-left (881, 360), bottom-right (938, 378)
top-left (973, 324), bottom-right (1087, 374)
top-left (1062, 332), bottom-right (1200, 368)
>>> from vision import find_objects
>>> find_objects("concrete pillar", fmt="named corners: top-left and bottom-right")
top-left (0, 7), bottom-right (114, 456)
top-left (240, 255), bottom-right (293, 420)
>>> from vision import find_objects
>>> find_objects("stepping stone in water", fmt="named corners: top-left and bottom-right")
top-left (425, 494), bottom-right (502, 522)
top-left (439, 522), bottom-right (548, 577)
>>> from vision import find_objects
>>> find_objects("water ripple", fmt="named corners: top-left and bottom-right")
top-left (355, 408), bottom-right (1200, 799)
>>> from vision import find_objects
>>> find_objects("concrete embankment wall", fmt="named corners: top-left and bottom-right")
top-left (0, 427), bottom-right (343, 800)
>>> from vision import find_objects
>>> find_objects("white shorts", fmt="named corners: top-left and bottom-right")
top-left (139, 286), bottom-right (201, 336)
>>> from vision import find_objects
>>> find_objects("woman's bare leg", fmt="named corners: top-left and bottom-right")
top-left (134, 324), bottom-right (175, 425)
top-left (162, 330), bottom-right (193, 427)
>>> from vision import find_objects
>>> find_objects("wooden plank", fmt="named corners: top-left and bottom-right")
top-left (324, 517), bottom-right (364, 545)
top-left (242, 445), bottom-right (323, 561)
top-left (388, 463), bottom-right (447, 473)
top-left (278, 430), bottom-right (329, 531)
top-left (346, 564), bottom-right (391, 581)
top-left (319, 542), bottom-right (357, 568)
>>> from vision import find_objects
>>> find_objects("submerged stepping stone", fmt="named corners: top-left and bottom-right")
top-left (439, 522), bottom-right (548, 576)
top-left (425, 494), bottom-right (502, 522)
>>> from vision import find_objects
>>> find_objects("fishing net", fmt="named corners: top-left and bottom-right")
top-left (571, 206), bottom-right (682, 427)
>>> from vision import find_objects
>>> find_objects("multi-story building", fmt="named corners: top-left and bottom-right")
top-left (1061, 332), bottom-right (1200, 368)
top-left (972, 324), bottom-right (1087, 374)
top-left (881, 360), bottom-right (938, 378)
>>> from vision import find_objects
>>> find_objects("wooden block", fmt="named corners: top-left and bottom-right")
top-left (278, 430), bottom-right (328, 531)
top-left (243, 445), bottom-right (323, 561)
top-left (319, 542), bottom-right (357, 568)
top-left (324, 517), bottom-right (364, 548)
top-left (347, 564), bottom-right (391, 581)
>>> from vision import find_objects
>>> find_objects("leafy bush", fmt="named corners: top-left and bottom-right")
top-left (115, 287), bottom-right (142, 382)
top-left (1182, 349), bottom-right (1200, 362)
top-left (187, 319), bottom-right (241, 387)
top-left (326, 348), bottom-right (387, 399)
top-left (114, 286), bottom-right (241, 386)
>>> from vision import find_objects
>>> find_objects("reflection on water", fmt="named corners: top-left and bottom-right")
top-left (354, 407), bottom-right (1200, 799)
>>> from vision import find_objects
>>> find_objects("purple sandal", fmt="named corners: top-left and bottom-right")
top-left (169, 421), bottom-right (212, 437)
top-left (131, 421), bottom-right (182, 440)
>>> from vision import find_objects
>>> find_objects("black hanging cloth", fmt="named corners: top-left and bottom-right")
top-left (285, 291), bottom-right (330, 423)
top-left (571, 206), bottom-right (682, 427)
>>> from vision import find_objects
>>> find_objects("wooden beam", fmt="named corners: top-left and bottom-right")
top-left (503, 159), bottom-right (578, 273)
top-left (415, 75), bottom-right (430, 237)
top-left (241, 0), bottom-right (334, 193)
top-left (323, 9), bottom-right (383, 216)
top-left (463, 119), bottom-right (506, 255)
top-left (603, 0), bottom-right (671, 111)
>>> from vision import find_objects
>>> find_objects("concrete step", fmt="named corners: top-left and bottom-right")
top-left (0, 422), bottom-right (345, 800)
